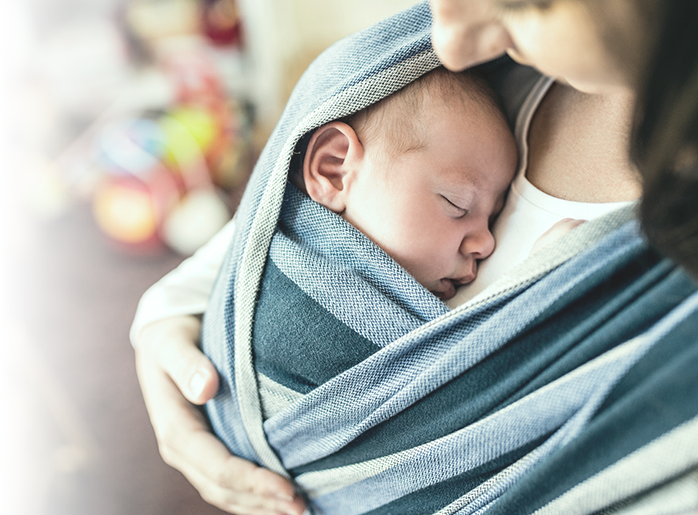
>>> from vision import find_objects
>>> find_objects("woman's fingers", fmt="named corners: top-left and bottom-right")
top-left (134, 316), bottom-right (306, 515)
top-left (163, 406), bottom-right (305, 515)
top-left (139, 316), bottom-right (219, 404)
top-left (530, 218), bottom-right (586, 256)
top-left (180, 452), bottom-right (306, 515)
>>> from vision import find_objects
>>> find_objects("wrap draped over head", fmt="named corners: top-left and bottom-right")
top-left (202, 3), bottom-right (698, 514)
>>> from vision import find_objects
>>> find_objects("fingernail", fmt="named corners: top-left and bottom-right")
top-left (189, 370), bottom-right (207, 399)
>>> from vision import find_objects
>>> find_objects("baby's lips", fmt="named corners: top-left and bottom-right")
top-left (453, 261), bottom-right (477, 286)
top-left (453, 274), bottom-right (475, 286)
top-left (434, 262), bottom-right (478, 300)
top-left (434, 278), bottom-right (457, 300)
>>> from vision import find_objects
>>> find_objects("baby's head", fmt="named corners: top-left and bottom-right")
top-left (296, 67), bottom-right (517, 300)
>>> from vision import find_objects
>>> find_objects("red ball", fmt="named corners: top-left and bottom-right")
top-left (92, 163), bottom-right (188, 254)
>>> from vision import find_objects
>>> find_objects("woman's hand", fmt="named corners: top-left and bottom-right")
top-left (135, 316), bottom-right (307, 515)
top-left (530, 218), bottom-right (586, 256)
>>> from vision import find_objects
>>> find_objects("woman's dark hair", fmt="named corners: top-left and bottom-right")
top-left (631, 0), bottom-right (698, 279)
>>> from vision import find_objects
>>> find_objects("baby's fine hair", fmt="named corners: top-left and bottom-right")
top-left (289, 66), bottom-right (504, 182)
top-left (344, 66), bottom-right (505, 158)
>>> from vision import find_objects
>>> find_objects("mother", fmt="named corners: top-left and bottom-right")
top-left (131, 1), bottom-right (698, 514)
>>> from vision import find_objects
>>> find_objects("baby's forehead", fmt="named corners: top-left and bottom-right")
top-left (407, 124), bottom-right (514, 198)
top-left (431, 164), bottom-right (488, 195)
top-left (367, 90), bottom-right (506, 163)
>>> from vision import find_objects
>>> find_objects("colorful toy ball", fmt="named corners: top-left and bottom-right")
top-left (93, 176), bottom-right (159, 246)
top-left (159, 107), bottom-right (218, 174)
top-left (161, 188), bottom-right (230, 255)
top-left (91, 161), bottom-right (182, 251)
top-left (90, 90), bottom-right (241, 254)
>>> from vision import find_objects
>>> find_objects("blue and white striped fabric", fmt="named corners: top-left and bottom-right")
top-left (202, 3), bottom-right (698, 513)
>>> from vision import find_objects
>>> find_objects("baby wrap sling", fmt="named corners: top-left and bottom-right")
top-left (202, 3), bottom-right (698, 514)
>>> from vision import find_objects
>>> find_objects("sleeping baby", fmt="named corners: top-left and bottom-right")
top-left (251, 67), bottom-right (519, 399)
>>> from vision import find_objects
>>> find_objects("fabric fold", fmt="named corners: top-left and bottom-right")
top-left (201, 2), bottom-right (698, 513)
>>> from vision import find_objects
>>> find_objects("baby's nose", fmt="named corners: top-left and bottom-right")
top-left (460, 226), bottom-right (495, 260)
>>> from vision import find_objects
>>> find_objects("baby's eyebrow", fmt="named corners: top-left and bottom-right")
top-left (445, 168), bottom-right (483, 191)
top-left (401, 141), bottom-right (427, 154)
top-left (441, 184), bottom-right (476, 207)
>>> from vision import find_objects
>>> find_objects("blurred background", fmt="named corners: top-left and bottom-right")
top-left (0, 1), bottom-right (416, 514)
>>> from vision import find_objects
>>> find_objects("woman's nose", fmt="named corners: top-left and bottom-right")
top-left (430, 0), bottom-right (514, 71)
top-left (460, 225), bottom-right (496, 260)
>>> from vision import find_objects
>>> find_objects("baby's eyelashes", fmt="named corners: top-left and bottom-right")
top-left (441, 195), bottom-right (469, 218)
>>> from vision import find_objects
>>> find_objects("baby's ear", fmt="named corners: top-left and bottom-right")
top-left (303, 121), bottom-right (363, 213)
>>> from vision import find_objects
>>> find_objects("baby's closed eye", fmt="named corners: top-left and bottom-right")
top-left (441, 195), bottom-right (468, 218)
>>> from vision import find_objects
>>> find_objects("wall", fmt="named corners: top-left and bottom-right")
top-left (237, 0), bottom-right (419, 136)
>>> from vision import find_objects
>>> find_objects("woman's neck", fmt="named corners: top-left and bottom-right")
top-left (526, 82), bottom-right (642, 203)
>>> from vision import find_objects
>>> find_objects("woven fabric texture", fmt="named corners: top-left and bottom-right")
top-left (202, 3), bottom-right (698, 513)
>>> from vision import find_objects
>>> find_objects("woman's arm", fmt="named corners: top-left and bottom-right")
top-left (130, 217), bottom-right (237, 346)
top-left (131, 221), bottom-right (306, 515)
top-left (135, 316), bottom-right (306, 515)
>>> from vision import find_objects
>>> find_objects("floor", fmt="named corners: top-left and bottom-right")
top-left (4, 203), bottom-right (229, 515)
